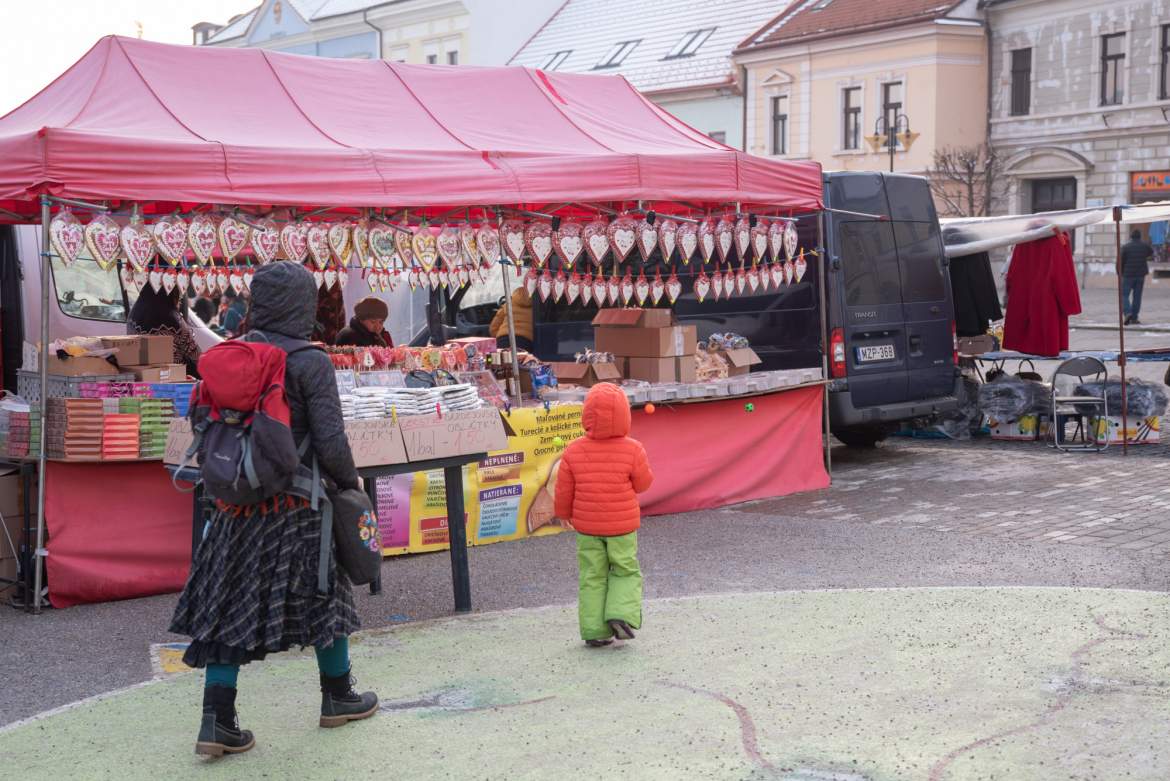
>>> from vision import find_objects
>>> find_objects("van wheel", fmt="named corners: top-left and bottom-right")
top-left (834, 427), bottom-right (888, 448)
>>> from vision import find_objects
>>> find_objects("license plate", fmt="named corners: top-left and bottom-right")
top-left (857, 344), bottom-right (895, 362)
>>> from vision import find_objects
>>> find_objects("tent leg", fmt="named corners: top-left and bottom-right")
top-left (1114, 208), bottom-right (1127, 456)
top-left (497, 212), bottom-right (523, 408)
top-left (33, 195), bottom-right (50, 612)
top-left (817, 212), bottom-right (831, 477)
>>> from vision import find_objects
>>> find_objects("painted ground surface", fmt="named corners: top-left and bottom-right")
top-left (3, 588), bottom-right (1167, 780)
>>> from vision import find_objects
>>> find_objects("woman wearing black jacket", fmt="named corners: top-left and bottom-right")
top-left (170, 262), bottom-right (378, 756)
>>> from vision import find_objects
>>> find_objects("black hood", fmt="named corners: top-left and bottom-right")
top-left (248, 261), bottom-right (317, 340)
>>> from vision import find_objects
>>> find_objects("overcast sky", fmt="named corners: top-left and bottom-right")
top-left (0, 0), bottom-right (249, 116)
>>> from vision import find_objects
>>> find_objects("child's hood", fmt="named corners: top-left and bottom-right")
top-left (581, 382), bottom-right (630, 440)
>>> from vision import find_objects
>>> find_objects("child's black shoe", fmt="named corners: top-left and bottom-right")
top-left (607, 619), bottom-right (635, 640)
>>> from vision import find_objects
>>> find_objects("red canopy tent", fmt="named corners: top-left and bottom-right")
top-left (0, 37), bottom-right (827, 611)
top-left (0, 36), bottom-right (821, 216)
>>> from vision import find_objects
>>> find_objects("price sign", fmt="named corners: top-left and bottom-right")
top-left (345, 418), bottom-right (407, 467)
top-left (400, 407), bottom-right (507, 462)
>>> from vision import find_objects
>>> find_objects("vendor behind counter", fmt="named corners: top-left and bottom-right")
top-left (490, 288), bottom-right (534, 352)
top-left (336, 296), bottom-right (393, 348)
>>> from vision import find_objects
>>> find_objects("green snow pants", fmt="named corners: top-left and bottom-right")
top-left (577, 531), bottom-right (642, 641)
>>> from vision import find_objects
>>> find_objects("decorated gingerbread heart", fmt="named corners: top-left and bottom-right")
top-left (715, 218), bottom-right (735, 264)
top-left (307, 223), bottom-right (332, 270)
top-left (460, 224), bottom-right (478, 269)
top-left (538, 269), bottom-right (554, 302)
top-left (794, 250), bottom-right (808, 283)
top-left (476, 223), bottom-right (500, 267)
top-left (591, 273), bottom-right (607, 306)
top-left (636, 218), bottom-right (658, 263)
top-left (218, 215), bottom-right (250, 263)
top-left (50, 210), bottom-right (84, 267)
top-left (694, 270), bottom-right (710, 303)
top-left (84, 214), bottom-right (122, 270)
top-left (634, 270), bottom-right (650, 306)
top-left (120, 219), bottom-right (155, 273)
top-left (554, 220), bottom-right (584, 268)
top-left (767, 221), bottom-right (785, 264)
top-left (606, 273), bottom-right (621, 306)
top-left (191, 269), bottom-right (208, 296)
top-left (581, 271), bottom-right (594, 306)
top-left (553, 269), bottom-right (567, 302)
top-left (524, 266), bottom-right (539, 297)
top-left (784, 222), bottom-right (799, 261)
top-left (608, 215), bottom-right (638, 263)
top-left (525, 221), bottom-right (554, 268)
top-left (250, 217), bottom-right (280, 265)
top-left (351, 220), bottom-right (371, 269)
top-left (724, 268), bottom-right (736, 298)
top-left (328, 222), bottom-right (351, 266)
top-left (437, 224), bottom-right (462, 269)
top-left (711, 268), bottom-right (723, 301)
top-left (619, 269), bottom-right (635, 306)
top-left (187, 215), bottom-right (217, 266)
top-left (368, 224), bottom-right (396, 267)
top-left (735, 267), bottom-right (747, 295)
top-left (657, 219), bottom-right (678, 264)
top-left (500, 219), bottom-right (526, 264)
top-left (583, 218), bottom-right (609, 267)
top-left (412, 226), bottom-right (440, 273)
top-left (676, 220), bottom-right (698, 265)
top-left (566, 271), bottom-right (581, 305)
top-left (666, 271), bottom-right (682, 304)
top-left (161, 268), bottom-right (178, 295)
top-left (280, 222), bottom-right (309, 263)
top-left (650, 269), bottom-right (665, 305)
top-left (698, 218), bottom-right (716, 264)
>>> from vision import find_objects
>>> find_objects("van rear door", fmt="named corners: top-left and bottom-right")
top-left (886, 177), bottom-right (955, 401)
top-left (829, 173), bottom-right (910, 408)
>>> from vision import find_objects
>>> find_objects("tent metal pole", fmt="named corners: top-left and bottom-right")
top-left (45, 195), bottom-right (108, 213)
top-left (33, 195), bottom-right (51, 612)
top-left (817, 211), bottom-right (831, 476)
top-left (1114, 208), bottom-right (1128, 456)
top-left (497, 212), bottom-right (523, 408)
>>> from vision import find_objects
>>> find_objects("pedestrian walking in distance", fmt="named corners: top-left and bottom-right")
top-left (1121, 228), bottom-right (1154, 325)
top-left (555, 382), bottom-right (654, 646)
top-left (170, 262), bottom-right (377, 757)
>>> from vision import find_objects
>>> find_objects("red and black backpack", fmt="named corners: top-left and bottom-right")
top-left (181, 338), bottom-right (317, 506)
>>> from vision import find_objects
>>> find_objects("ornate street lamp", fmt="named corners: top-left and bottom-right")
top-left (865, 113), bottom-right (920, 173)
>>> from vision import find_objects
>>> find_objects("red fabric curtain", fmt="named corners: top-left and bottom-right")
top-left (631, 385), bottom-right (828, 517)
top-left (44, 461), bottom-right (191, 608)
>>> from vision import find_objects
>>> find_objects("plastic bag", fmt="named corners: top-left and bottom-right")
top-left (1073, 379), bottom-right (1170, 417)
top-left (977, 375), bottom-right (1050, 420)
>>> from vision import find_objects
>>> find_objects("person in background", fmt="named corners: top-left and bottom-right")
top-left (127, 284), bottom-right (201, 377)
top-left (1121, 228), bottom-right (1154, 325)
top-left (554, 382), bottom-right (654, 647)
top-left (314, 284), bottom-right (346, 344)
top-left (219, 287), bottom-right (249, 338)
top-left (170, 262), bottom-right (377, 757)
top-left (490, 288), bottom-right (534, 352)
top-left (1150, 220), bottom-right (1168, 264)
top-left (336, 296), bottom-right (392, 347)
top-left (190, 296), bottom-right (217, 331)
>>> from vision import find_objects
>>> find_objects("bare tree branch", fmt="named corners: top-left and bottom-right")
top-left (925, 144), bottom-right (1008, 218)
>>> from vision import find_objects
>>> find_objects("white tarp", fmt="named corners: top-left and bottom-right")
top-left (940, 201), bottom-right (1170, 257)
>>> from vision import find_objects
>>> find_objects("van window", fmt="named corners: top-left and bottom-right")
top-left (894, 222), bottom-right (946, 303)
top-left (827, 174), bottom-right (890, 219)
top-left (838, 221), bottom-right (900, 307)
top-left (50, 252), bottom-right (126, 322)
top-left (885, 177), bottom-right (937, 222)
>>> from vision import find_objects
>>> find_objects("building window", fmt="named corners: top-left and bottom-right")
top-left (542, 50), bottom-right (571, 70)
top-left (665, 28), bottom-right (715, 60)
top-left (881, 81), bottom-right (903, 145)
top-left (842, 86), bottom-right (861, 150)
top-left (771, 95), bottom-right (788, 155)
top-left (446, 50), bottom-right (459, 65)
top-left (1010, 48), bottom-right (1031, 116)
top-left (1032, 178), bottom-right (1078, 250)
top-left (1101, 33), bottom-right (1125, 106)
top-left (1161, 26), bottom-right (1170, 99)
top-left (595, 40), bottom-right (640, 69)
top-left (426, 53), bottom-right (437, 64)
top-left (708, 131), bottom-right (726, 143)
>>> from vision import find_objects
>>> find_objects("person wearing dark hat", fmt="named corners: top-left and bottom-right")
top-left (335, 297), bottom-right (392, 347)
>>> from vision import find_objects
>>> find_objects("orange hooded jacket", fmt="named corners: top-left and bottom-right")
top-left (555, 382), bottom-right (654, 537)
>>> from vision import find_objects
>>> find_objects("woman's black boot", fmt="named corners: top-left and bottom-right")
top-left (319, 670), bottom-right (379, 728)
top-left (195, 685), bottom-right (255, 756)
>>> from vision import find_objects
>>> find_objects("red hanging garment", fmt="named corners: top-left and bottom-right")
top-left (1002, 233), bottom-right (1081, 356)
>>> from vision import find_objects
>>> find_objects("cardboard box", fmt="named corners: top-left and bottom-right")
top-left (141, 335), bottom-right (174, 365)
top-left (46, 355), bottom-right (119, 377)
top-left (988, 414), bottom-right (1039, 441)
top-left (719, 347), bottom-right (762, 377)
top-left (100, 336), bottom-right (146, 367)
top-left (1090, 415), bottom-right (1161, 445)
top-left (592, 307), bottom-right (674, 328)
top-left (624, 355), bottom-right (697, 384)
top-left (124, 364), bottom-right (187, 383)
top-left (550, 361), bottom-right (622, 387)
top-left (0, 468), bottom-right (23, 585)
top-left (594, 325), bottom-right (697, 358)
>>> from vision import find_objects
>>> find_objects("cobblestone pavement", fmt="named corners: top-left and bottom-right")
top-left (740, 436), bottom-right (1170, 556)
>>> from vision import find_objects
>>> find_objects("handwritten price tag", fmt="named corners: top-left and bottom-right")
top-left (164, 418), bottom-right (195, 466)
top-left (345, 418), bottom-right (407, 467)
top-left (400, 408), bottom-right (507, 462)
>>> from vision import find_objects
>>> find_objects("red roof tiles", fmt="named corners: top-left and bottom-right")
top-left (740, 0), bottom-right (961, 50)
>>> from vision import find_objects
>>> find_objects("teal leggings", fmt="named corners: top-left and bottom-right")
top-left (205, 636), bottom-right (350, 689)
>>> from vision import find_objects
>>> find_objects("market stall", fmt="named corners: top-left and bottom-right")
top-left (0, 36), bottom-right (827, 610)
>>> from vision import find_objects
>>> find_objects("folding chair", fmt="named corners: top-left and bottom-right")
top-left (1050, 356), bottom-right (1108, 452)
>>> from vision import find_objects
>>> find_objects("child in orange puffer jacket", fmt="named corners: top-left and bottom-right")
top-left (555, 382), bottom-right (654, 646)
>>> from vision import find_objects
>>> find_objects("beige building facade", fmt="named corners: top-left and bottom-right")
top-left (735, 0), bottom-right (988, 191)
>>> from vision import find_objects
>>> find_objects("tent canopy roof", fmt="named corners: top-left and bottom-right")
top-left (0, 36), bottom-right (821, 218)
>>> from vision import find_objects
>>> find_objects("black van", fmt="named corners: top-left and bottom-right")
top-left (416, 171), bottom-right (959, 446)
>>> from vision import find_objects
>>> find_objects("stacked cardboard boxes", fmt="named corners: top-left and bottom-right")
top-left (102, 334), bottom-right (184, 382)
top-left (3, 409), bottom-right (40, 458)
top-left (592, 309), bottom-right (698, 383)
top-left (101, 413), bottom-right (141, 460)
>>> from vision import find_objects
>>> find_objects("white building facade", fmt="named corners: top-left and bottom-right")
top-left (984, 0), bottom-right (1170, 267)
top-left (197, 0), bottom-right (562, 66)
